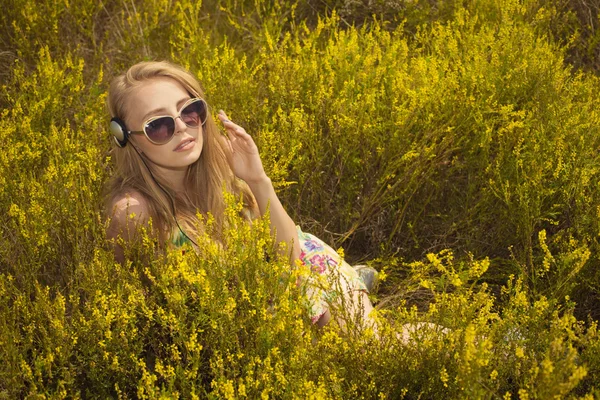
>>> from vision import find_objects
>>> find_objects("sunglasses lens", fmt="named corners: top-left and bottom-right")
top-left (145, 117), bottom-right (175, 143)
top-left (181, 99), bottom-right (207, 127)
top-left (141, 99), bottom-right (207, 144)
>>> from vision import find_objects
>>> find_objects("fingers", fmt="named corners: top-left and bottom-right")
top-left (217, 110), bottom-right (252, 142)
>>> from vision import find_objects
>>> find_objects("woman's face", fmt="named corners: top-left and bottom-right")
top-left (125, 77), bottom-right (203, 173)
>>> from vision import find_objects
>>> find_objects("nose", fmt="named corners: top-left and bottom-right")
top-left (174, 115), bottom-right (188, 134)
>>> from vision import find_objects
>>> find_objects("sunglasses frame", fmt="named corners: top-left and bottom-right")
top-left (128, 97), bottom-right (208, 145)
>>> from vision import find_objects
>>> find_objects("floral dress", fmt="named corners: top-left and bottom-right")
top-left (295, 226), bottom-right (368, 323)
top-left (171, 226), bottom-right (368, 323)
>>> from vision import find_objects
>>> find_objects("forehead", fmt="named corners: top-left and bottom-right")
top-left (126, 77), bottom-right (190, 123)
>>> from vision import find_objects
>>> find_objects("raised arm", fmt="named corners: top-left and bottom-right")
top-left (217, 111), bottom-right (301, 262)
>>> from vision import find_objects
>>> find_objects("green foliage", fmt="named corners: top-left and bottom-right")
top-left (1, 0), bottom-right (600, 396)
top-left (1, 221), bottom-right (598, 396)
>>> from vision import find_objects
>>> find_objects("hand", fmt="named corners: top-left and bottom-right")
top-left (217, 110), bottom-right (268, 184)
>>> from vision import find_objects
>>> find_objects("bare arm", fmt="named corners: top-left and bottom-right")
top-left (217, 111), bottom-right (301, 262)
top-left (246, 176), bottom-right (301, 261)
top-left (106, 192), bottom-right (150, 264)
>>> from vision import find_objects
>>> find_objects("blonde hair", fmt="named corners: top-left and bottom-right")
top-left (104, 60), bottom-right (258, 245)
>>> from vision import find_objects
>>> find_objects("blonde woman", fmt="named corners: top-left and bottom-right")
top-left (104, 60), bottom-right (376, 330)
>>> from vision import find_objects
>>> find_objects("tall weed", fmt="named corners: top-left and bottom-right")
top-left (1, 0), bottom-right (600, 396)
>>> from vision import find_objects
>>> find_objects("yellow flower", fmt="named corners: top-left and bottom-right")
top-left (515, 346), bottom-right (525, 358)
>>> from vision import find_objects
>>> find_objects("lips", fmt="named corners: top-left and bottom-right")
top-left (174, 138), bottom-right (195, 151)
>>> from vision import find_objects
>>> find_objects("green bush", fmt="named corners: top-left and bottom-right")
top-left (2, 0), bottom-right (600, 396)
top-left (1, 218), bottom-right (598, 396)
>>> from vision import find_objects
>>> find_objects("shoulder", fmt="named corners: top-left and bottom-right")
top-left (109, 190), bottom-right (150, 220)
top-left (110, 190), bottom-right (149, 214)
top-left (106, 190), bottom-right (151, 239)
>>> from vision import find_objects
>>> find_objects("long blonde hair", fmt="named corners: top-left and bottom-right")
top-left (104, 60), bottom-right (258, 245)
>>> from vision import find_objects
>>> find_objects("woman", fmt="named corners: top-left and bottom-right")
top-left (104, 60), bottom-right (376, 330)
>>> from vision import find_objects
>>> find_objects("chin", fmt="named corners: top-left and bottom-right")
top-left (177, 146), bottom-right (202, 166)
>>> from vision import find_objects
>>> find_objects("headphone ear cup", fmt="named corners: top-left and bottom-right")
top-left (110, 118), bottom-right (129, 147)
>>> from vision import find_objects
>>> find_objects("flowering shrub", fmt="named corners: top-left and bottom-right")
top-left (1, 0), bottom-right (600, 397)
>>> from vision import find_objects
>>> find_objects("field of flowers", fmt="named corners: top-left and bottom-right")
top-left (2, 0), bottom-right (600, 397)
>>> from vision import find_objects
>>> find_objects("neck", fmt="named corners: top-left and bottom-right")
top-left (132, 146), bottom-right (189, 193)
top-left (154, 166), bottom-right (188, 193)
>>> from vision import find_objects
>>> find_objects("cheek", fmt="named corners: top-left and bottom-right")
top-left (137, 142), bottom-right (172, 164)
top-left (158, 148), bottom-right (178, 163)
top-left (130, 137), bottom-right (150, 154)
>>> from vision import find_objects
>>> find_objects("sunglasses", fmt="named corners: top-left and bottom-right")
top-left (129, 97), bottom-right (208, 144)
